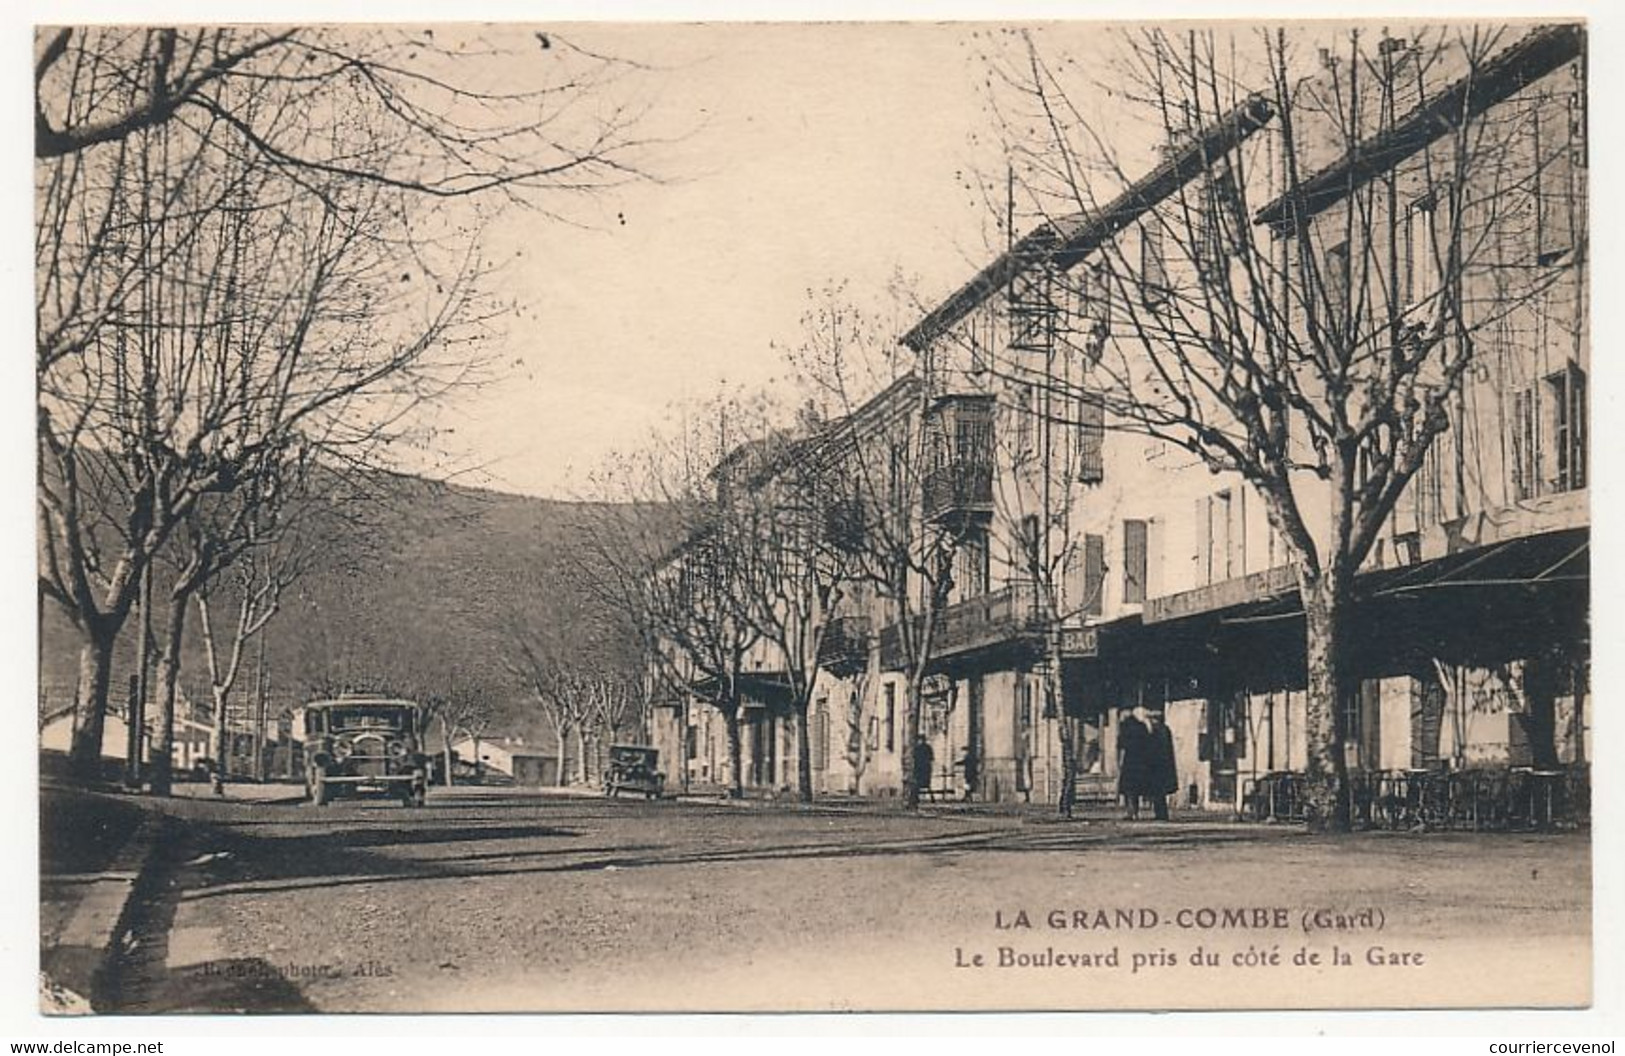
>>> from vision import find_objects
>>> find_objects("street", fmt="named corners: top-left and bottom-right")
top-left (77, 787), bottom-right (1591, 1013)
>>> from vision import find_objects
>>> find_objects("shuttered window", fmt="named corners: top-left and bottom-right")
top-left (1141, 223), bottom-right (1169, 307)
top-left (1083, 534), bottom-right (1105, 616)
top-left (1550, 363), bottom-right (1586, 492)
top-left (1077, 392), bottom-right (1105, 484)
top-left (1535, 103), bottom-right (1574, 264)
top-left (1123, 519), bottom-right (1148, 604)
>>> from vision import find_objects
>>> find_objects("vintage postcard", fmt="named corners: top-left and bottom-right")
top-left (33, 17), bottom-right (1592, 1016)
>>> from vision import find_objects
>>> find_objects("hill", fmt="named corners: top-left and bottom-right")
top-left (39, 471), bottom-right (659, 750)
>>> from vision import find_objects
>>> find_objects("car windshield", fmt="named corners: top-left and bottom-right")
top-left (325, 706), bottom-right (413, 733)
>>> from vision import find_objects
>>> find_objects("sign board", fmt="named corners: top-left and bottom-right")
top-left (1143, 564), bottom-right (1298, 624)
top-left (1058, 625), bottom-right (1099, 658)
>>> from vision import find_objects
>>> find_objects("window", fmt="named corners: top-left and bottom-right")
top-left (1141, 223), bottom-right (1169, 307)
top-left (1195, 168), bottom-right (1242, 283)
top-left (957, 531), bottom-right (990, 597)
top-left (1510, 368), bottom-right (1586, 501)
top-left (1535, 104), bottom-right (1574, 265)
top-left (883, 683), bottom-right (896, 753)
top-left (1512, 386), bottom-right (1539, 501)
top-left (1401, 196), bottom-right (1438, 310)
top-left (813, 700), bottom-right (830, 771)
top-left (1076, 391), bottom-right (1105, 484)
top-left (1417, 433), bottom-right (1445, 525)
top-left (1195, 489), bottom-right (1238, 585)
top-left (1123, 519), bottom-right (1148, 604)
top-left (1214, 490), bottom-right (1234, 580)
top-left (887, 442), bottom-right (906, 513)
top-left (1549, 363), bottom-right (1587, 492)
top-left (1081, 262), bottom-right (1113, 360)
top-left (956, 412), bottom-right (993, 470)
top-left (1324, 240), bottom-right (1350, 322)
top-left (1012, 383), bottom-right (1035, 461)
top-left (1082, 533), bottom-right (1105, 616)
top-left (1018, 514), bottom-right (1041, 578)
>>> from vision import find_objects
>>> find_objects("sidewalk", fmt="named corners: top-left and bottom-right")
top-left (165, 779), bottom-right (306, 805)
top-left (39, 782), bottom-right (165, 1013)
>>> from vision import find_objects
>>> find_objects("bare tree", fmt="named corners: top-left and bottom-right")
top-left (36, 25), bottom-right (655, 781)
top-left (576, 398), bottom-right (772, 800)
top-left (977, 24), bottom-right (1583, 828)
top-left (790, 293), bottom-right (964, 811)
top-left (34, 26), bottom-right (651, 197)
top-left (38, 98), bottom-right (491, 779)
top-left (842, 670), bottom-right (875, 794)
top-left (724, 421), bottom-right (857, 804)
top-left (195, 489), bottom-right (320, 787)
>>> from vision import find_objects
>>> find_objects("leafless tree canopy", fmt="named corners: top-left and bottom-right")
top-left (962, 23), bottom-right (1583, 827)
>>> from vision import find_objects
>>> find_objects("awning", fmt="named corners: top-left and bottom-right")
top-left (686, 671), bottom-right (795, 707)
top-left (1070, 526), bottom-right (1588, 695)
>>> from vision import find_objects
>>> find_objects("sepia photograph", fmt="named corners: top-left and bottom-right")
top-left (32, 17), bottom-right (1593, 1016)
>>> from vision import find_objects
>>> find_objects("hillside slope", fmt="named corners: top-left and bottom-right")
top-left (39, 472), bottom-right (655, 748)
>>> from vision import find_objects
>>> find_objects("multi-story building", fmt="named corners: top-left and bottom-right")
top-left (654, 24), bottom-right (1587, 813)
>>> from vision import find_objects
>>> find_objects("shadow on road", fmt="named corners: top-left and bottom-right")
top-left (170, 806), bottom-right (1300, 905)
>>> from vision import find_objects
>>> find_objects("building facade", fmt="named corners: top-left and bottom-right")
top-left (653, 25), bottom-right (1587, 815)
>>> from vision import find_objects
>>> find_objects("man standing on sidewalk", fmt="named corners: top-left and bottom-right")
top-left (1144, 710), bottom-right (1179, 821)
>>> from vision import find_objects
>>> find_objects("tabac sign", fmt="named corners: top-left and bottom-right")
top-left (1058, 626), bottom-right (1099, 658)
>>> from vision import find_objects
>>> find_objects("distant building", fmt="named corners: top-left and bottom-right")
top-left (448, 733), bottom-right (558, 786)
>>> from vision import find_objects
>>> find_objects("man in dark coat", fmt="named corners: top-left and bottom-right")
top-left (912, 735), bottom-right (935, 800)
top-left (1117, 705), bottom-right (1151, 819)
top-left (1143, 710), bottom-right (1179, 820)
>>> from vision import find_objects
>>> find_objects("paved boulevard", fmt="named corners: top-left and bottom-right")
top-left (100, 786), bottom-right (1590, 1013)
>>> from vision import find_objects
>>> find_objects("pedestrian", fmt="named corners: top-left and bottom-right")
top-left (1117, 705), bottom-right (1151, 820)
top-left (1144, 709), bottom-right (1179, 821)
top-left (912, 735), bottom-right (935, 800)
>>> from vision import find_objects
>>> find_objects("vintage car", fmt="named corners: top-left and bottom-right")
top-left (302, 697), bottom-right (428, 807)
top-left (603, 744), bottom-right (664, 799)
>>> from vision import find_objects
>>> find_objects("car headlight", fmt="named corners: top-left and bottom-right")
top-left (332, 737), bottom-right (354, 762)
top-left (388, 740), bottom-right (409, 760)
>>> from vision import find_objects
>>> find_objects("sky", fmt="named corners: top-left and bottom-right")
top-left (425, 22), bottom-right (1046, 499)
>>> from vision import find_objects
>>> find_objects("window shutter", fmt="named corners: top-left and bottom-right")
top-left (1195, 496), bottom-right (1212, 586)
top-left (1077, 392), bottom-right (1105, 484)
top-left (1083, 534), bottom-right (1105, 616)
top-left (1123, 519), bottom-right (1148, 604)
top-left (1141, 223), bottom-right (1169, 305)
top-left (1536, 103), bottom-right (1575, 263)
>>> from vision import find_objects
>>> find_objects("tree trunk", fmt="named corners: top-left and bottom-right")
top-left (67, 624), bottom-right (117, 780)
top-left (149, 594), bottom-right (190, 798)
top-left (1302, 568), bottom-right (1353, 833)
top-left (574, 724), bottom-right (589, 786)
top-left (723, 702), bottom-right (744, 799)
top-left (210, 687), bottom-right (229, 778)
top-left (901, 677), bottom-right (923, 811)
top-left (794, 702), bottom-right (813, 804)
top-left (440, 715), bottom-right (455, 787)
top-left (1058, 714), bottom-right (1078, 819)
top-left (555, 722), bottom-right (571, 787)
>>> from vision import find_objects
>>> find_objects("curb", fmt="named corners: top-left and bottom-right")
top-left (40, 796), bottom-right (169, 1015)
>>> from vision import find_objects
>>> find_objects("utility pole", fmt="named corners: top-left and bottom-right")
top-left (253, 637), bottom-right (268, 782)
top-left (125, 564), bottom-right (152, 788)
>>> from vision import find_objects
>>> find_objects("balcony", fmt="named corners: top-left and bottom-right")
top-left (879, 582), bottom-right (1046, 671)
top-left (817, 613), bottom-right (871, 676)
top-left (922, 461), bottom-right (994, 522)
top-left (923, 394), bottom-right (995, 524)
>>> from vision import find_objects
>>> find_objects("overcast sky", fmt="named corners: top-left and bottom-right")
top-left (433, 22), bottom-right (1045, 499)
